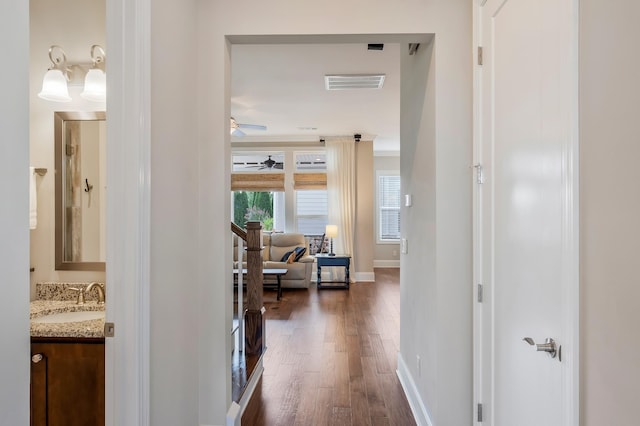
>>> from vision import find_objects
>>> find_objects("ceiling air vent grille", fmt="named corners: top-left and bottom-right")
top-left (324, 74), bottom-right (386, 90)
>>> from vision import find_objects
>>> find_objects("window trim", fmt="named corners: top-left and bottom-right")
top-left (376, 170), bottom-right (401, 244)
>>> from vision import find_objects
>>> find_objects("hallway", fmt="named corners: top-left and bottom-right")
top-left (242, 268), bottom-right (415, 425)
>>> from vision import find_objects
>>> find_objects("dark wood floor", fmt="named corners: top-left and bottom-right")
top-left (242, 268), bottom-right (416, 425)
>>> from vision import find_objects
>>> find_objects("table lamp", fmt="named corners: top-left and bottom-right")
top-left (325, 224), bottom-right (338, 256)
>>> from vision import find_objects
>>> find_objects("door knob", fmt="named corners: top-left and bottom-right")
top-left (522, 337), bottom-right (560, 360)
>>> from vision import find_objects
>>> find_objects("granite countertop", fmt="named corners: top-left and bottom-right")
top-left (30, 300), bottom-right (105, 339)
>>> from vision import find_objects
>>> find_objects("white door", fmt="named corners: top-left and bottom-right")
top-left (474, 0), bottom-right (578, 424)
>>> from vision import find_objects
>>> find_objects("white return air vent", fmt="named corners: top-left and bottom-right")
top-left (324, 74), bottom-right (386, 90)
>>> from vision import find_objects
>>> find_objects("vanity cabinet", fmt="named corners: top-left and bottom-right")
top-left (31, 338), bottom-right (105, 426)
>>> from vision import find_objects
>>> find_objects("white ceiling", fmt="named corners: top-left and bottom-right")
top-left (231, 43), bottom-right (401, 153)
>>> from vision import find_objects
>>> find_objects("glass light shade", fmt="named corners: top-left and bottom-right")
top-left (325, 225), bottom-right (338, 238)
top-left (81, 68), bottom-right (106, 102)
top-left (38, 69), bottom-right (71, 102)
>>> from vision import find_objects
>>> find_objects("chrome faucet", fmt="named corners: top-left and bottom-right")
top-left (85, 282), bottom-right (106, 305)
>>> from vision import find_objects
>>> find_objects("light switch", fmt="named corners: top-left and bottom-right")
top-left (401, 238), bottom-right (408, 254)
top-left (405, 194), bottom-right (412, 207)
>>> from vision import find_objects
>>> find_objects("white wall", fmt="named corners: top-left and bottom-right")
top-left (29, 0), bottom-right (106, 296)
top-left (400, 40), bottom-right (439, 422)
top-left (579, 2), bottom-right (640, 424)
top-left (150, 0), bottom-right (202, 424)
top-left (399, 15), bottom-right (472, 426)
top-left (0, 1), bottom-right (30, 424)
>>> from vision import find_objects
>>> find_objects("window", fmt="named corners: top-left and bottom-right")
top-left (377, 172), bottom-right (401, 242)
top-left (233, 191), bottom-right (283, 231)
top-left (231, 150), bottom-right (328, 234)
top-left (232, 152), bottom-right (284, 172)
top-left (294, 151), bottom-right (328, 235)
top-left (295, 190), bottom-right (328, 235)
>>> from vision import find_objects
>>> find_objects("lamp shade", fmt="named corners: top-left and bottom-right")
top-left (81, 68), bottom-right (106, 102)
top-left (38, 69), bottom-right (71, 102)
top-left (325, 225), bottom-right (338, 238)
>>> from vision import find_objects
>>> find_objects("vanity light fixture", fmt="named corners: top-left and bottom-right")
top-left (80, 45), bottom-right (106, 102)
top-left (38, 45), bottom-right (72, 102)
top-left (38, 45), bottom-right (106, 103)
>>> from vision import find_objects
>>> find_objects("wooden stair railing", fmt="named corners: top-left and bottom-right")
top-left (231, 222), bottom-right (247, 241)
top-left (231, 221), bottom-right (264, 356)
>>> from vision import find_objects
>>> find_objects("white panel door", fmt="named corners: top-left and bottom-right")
top-left (475, 0), bottom-right (578, 424)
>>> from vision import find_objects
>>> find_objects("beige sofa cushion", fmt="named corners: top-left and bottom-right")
top-left (269, 233), bottom-right (308, 261)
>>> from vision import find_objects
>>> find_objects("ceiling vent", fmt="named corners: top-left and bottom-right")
top-left (324, 74), bottom-right (386, 90)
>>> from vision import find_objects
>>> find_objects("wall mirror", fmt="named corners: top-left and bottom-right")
top-left (55, 111), bottom-right (106, 271)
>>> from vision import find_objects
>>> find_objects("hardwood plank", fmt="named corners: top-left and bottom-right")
top-left (347, 334), bottom-right (364, 378)
top-left (350, 375), bottom-right (372, 426)
top-left (314, 387), bottom-right (334, 425)
top-left (362, 355), bottom-right (389, 420)
top-left (379, 372), bottom-right (417, 426)
top-left (369, 333), bottom-right (393, 374)
top-left (333, 351), bottom-right (351, 408)
top-left (335, 313), bottom-right (348, 352)
top-left (293, 372), bottom-right (320, 425)
top-left (332, 407), bottom-right (352, 426)
top-left (371, 417), bottom-right (391, 426)
top-left (320, 341), bottom-right (337, 388)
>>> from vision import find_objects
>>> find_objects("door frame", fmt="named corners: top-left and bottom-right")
top-left (471, 0), bottom-right (580, 424)
top-left (105, 0), bottom-right (151, 424)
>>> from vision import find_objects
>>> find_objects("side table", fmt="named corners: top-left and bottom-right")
top-left (316, 254), bottom-right (351, 289)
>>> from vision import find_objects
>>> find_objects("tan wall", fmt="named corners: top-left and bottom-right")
top-left (29, 0), bottom-right (106, 298)
top-left (355, 140), bottom-right (374, 278)
top-left (580, 1), bottom-right (640, 424)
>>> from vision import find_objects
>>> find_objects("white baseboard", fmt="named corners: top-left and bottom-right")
top-left (397, 353), bottom-right (434, 426)
top-left (373, 260), bottom-right (400, 268)
top-left (225, 401), bottom-right (241, 426)
top-left (239, 358), bottom-right (263, 411)
top-left (355, 272), bottom-right (375, 282)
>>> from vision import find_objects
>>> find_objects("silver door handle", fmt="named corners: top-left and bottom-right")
top-left (523, 337), bottom-right (560, 360)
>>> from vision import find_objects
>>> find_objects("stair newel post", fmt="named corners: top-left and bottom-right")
top-left (244, 221), bottom-right (264, 355)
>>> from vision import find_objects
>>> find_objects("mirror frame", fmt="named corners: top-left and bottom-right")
top-left (54, 111), bottom-right (106, 271)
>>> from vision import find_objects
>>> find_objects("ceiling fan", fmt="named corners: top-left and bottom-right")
top-left (230, 117), bottom-right (267, 137)
top-left (244, 155), bottom-right (283, 170)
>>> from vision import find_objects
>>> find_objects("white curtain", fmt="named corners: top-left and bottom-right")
top-left (326, 137), bottom-right (355, 280)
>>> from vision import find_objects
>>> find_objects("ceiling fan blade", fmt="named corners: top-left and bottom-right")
top-left (231, 128), bottom-right (246, 137)
top-left (237, 123), bottom-right (267, 131)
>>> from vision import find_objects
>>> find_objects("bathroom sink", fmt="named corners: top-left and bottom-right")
top-left (32, 310), bottom-right (105, 324)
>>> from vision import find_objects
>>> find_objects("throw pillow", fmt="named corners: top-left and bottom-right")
top-left (280, 250), bottom-right (294, 262)
top-left (293, 246), bottom-right (307, 261)
top-left (286, 252), bottom-right (296, 264)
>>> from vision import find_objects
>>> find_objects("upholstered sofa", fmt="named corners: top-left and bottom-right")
top-left (233, 232), bottom-right (314, 289)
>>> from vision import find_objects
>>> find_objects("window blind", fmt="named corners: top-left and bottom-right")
top-left (378, 175), bottom-right (401, 240)
top-left (293, 173), bottom-right (327, 190)
top-left (296, 189), bottom-right (328, 235)
top-left (231, 173), bottom-right (285, 192)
